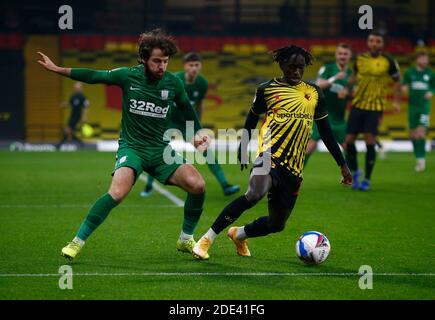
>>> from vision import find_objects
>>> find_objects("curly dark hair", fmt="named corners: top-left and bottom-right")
top-left (137, 28), bottom-right (179, 63)
top-left (271, 45), bottom-right (314, 66)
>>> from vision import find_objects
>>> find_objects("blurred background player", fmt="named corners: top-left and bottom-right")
top-left (141, 52), bottom-right (240, 197)
top-left (38, 29), bottom-right (209, 261)
top-left (56, 81), bottom-right (89, 149)
top-left (192, 45), bottom-right (352, 260)
top-left (344, 31), bottom-right (401, 191)
top-left (305, 43), bottom-right (352, 163)
top-left (402, 51), bottom-right (434, 172)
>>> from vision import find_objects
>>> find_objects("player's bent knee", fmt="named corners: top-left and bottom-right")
top-left (244, 190), bottom-right (263, 204)
top-left (187, 177), bottom-right (205, 194)
top-left (108, 188), bottom-right (129, 203)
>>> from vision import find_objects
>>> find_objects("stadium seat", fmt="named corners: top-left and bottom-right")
top-left (222, 43), bottom-right (238, 54)
top-left (253, 44), bottom-right (268, 54)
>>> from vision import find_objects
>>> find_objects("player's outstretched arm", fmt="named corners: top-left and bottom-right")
top-left (37, 52), bottom-right (71, 77)
top-left (316, 117), bottom-right (352, 186)
top-left (37, 51), bottom-right (125, 85)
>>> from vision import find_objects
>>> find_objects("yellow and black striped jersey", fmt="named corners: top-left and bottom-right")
top-left (352, 52), bottom-right (400, 111)
top-left (251, 78), bottom-right (328, 177)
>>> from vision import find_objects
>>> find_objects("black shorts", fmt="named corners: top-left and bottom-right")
top-left (346, 107), bottom-right (383, 135)
top-left (252, 156), bottom-right (302, 210)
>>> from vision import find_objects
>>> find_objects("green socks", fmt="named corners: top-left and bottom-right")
top-left (182, 192), bottom-right (205, 235)
top-left (412, 139), bottom-right (426, 159)
top-left (77, 193), bottom-right (119, 241)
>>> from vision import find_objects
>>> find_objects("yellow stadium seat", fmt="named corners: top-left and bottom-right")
top-left (222, 43), bottom-right (237, 54)
top-left (237, 44), bottom-right (253, 55)
top-left (310, 45), bottom-right (325, 56)
top-left (105, 42), bottom-right (120, 51)
top-left (253, 44), bottom-right (268, 54)
top-left (119, 42), bottom-right (136, 52)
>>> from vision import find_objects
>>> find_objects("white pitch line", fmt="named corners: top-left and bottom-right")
top-left (0, 272), bottom-right (434, 278)
top-left (138, 174), bottom-right (185, 207)
top-left (0, 204), bottom-right (178, 208)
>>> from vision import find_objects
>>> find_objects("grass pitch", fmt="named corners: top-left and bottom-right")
top-left (0, 150), bottom-right (434, 300)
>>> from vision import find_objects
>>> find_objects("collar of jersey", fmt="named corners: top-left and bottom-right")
top-left (273, 78), bottom-right (304, 88)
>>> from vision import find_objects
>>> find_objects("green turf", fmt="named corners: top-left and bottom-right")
top-left (0, 150), bottom-right (434, 300)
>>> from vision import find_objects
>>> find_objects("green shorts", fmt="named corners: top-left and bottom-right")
top-left (408, 104), bottom-right (430, 129)
top-left (311, 121), bottom-right (346, 144)
top-left (113, 145), bottom-right (186, 185)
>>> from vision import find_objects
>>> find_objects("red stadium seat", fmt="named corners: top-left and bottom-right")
top-left (60, 35), bottom-right (76, 50)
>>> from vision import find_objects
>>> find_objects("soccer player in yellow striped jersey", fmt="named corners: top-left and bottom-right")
top-left (344, 31), bottom-right (401, 191)
top-left (192, 45), bottom-right (352, 260)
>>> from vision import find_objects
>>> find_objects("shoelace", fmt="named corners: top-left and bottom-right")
top-left (67, 242), bottom-right (81, 249)
top-left (199, 238), bottom-right (210, 250)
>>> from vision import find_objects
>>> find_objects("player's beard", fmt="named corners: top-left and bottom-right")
top-left (145, 64), bottom-right (164, 81)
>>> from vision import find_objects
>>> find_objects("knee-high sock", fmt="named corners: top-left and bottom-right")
top-left (244, 216), bottom-right (271, 238)
top-left (211, 195), bottom-right (255, 234)
top-left (204, 150), bottom-right (229, 188)
top-left (182, 192), bottom-right (205, 235)
top-left (346, 143), bottom-right (358, 172)
top-left (413, 139), bottom-right (426, 159)
top-left (76, 193), bottom-right (119, 241)
top-left (145, 175), bottom-right (154, 190)
top-left (365, 144), bottom-right (376, 180)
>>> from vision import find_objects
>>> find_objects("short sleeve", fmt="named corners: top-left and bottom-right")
top-left (251, 87), bottom-right (267, 115)
top-left (402, 68), bottom-right (411, 85)
top-left (314, 87), bottom-right (328, 120)
top-left (317, 65), bottom-right (329, 80)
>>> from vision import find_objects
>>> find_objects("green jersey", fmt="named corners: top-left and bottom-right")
top-left (317, 62), bottom-right (352, 124)
top-left (71, 65), bottom-right (201, 151)
top-left (403, 66), bottom-right (435, 108)
top-left (170, 72), bottom-right (208, 125)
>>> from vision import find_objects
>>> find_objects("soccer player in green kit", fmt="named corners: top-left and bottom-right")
top-left (37, 29), bottom-right (210, 261)
top-left (141, 52), bottom-right (240, 197)
top-left (402, 51), bottom-right (434, 172)
top-left (305, 43), bottom-right (352, 162)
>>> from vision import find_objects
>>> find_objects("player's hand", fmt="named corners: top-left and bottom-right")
top-left (340, 164), bottom-right (352, 186)
top-left (335, 72), bottom-right (346, 80)
top-left (37, 52), bottom-right (59, 72)
top-left (392, 101), bottom-right (401, 113)
top-left (193, 132), bottom-right (210, 152)
top-left (237, 144), bottom-right (249, 171)
top-left (424, 92), bottom-right (433, 100)
top-left (337, 88), bottom-right (348, 99)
